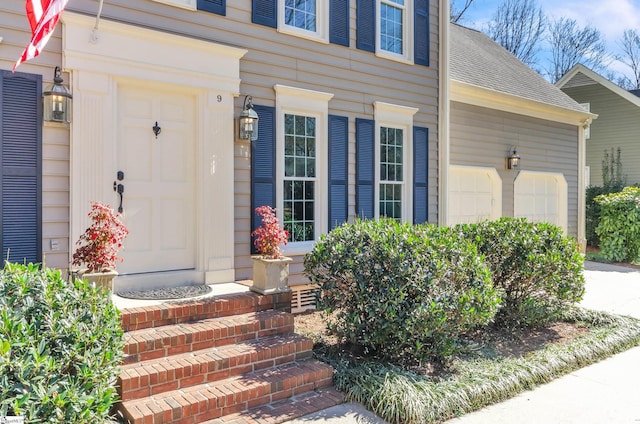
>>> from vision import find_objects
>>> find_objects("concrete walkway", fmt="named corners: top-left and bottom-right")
top-left (285, 261), bottom-right (640, 424)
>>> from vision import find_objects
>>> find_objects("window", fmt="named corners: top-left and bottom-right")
top-left (278, 0), bottom-right (329, 43)
top-left (275, 85), bottom-right (333, 253)
top-left (379, 127), bottom-right (404, 220)
top-left (284, 114), bottom-right (317, 242)
top-left (377, 0), bottom-right (412, 61)
top-left (374, 101), bottom-right (417, 222)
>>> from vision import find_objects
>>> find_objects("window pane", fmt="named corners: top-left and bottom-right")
top-left (380, 3), bottom-right (403, 54)
top-left (285, 0), bottom-right (316, 31)
top-left (283, 114), bottom-right (317, 242)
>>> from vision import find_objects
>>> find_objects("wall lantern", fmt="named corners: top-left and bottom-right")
top-left (239, 95), bottom-right (259, 141)
top-left (507, 147), bottom-right (521, 170)
top-left (43, 66), bottom-right (72, 124)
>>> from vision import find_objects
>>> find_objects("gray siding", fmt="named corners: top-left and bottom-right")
top-left (6, 1), bottom-right (440, 284)
top-left (562, 84), bottom-right (640, 187)
top-left (0, 3), bottom-right (70, 269)
top-left (450, 102), bottom-right (579, 238)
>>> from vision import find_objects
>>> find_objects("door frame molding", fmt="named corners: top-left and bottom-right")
top-left (62, 13), bottom-right (247, 288)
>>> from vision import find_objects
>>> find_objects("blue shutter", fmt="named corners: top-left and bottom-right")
top-left (413, 126), bottom-right (428, 224)
top-left (330, 0), bottom-right (350, 46)
top-left (356, 0), bottom-right (375, 52)
top-left (197, 0), bottom-right (226, 15)
top-left (414, 0), bottom-right (430, 66)
top-left (0, 70), bottom-right (42, 264)
top-left (356, 118), bottom-right (374, 219)
top-left (251, 105), bottom-right (276, 252)
top-left (253, 0), bottom-right (277, 28)
top-left (328, 115), bottom-right (348, 229)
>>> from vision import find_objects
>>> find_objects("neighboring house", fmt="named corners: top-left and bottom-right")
top-left (0, 0), bottom-right (443, 306)
top-left (557, 64), bottom-right (640, 187)
top-left (447, 24), bottom-right (595, 244)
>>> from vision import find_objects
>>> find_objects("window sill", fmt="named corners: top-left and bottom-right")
top-left (277, 27), bottom-right (329, 44)
top-left (375, 51), bottom-right (414, 65)
top-left (151, 0), bottom-right (196, 10)
top-left (283, 240), bottom-right (316, 256)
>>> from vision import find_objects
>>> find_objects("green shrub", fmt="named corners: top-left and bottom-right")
top-left (304, 218), bottom-right (500, 363)
top-left (0, 263), bottom-right (124, 422)
top-left (586, 184), bottom-right (624, 246)
top-left (595, 186), bottom-right (640, 262)
top-left (456, 218), bottom-right (585, 328)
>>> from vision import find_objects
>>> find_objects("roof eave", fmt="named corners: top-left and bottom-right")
top-left (451, 79), bottom-right (598, 126)
top-left (556, 64), bottom-right (640, 110)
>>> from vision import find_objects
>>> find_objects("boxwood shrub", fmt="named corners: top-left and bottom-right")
top-left (304, 219), bottom-right (500, 363)
top-left (0, 263), bottom-right (124, 422)
top-left (456, 218), bottom-right (585, 328)
top-left (595, 186), bottom-right (640, 263)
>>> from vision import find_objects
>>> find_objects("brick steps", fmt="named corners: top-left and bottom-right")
top-left (119, 333), bottom-right (314, 401)
top-left (123, 310), bottom-right (294, 365)
top-left (120, 359), bottom-right (335, 424)
top-left (203, 387), bottom-right (345, 424)
top-left (117, 290), bottom-right (342, 423)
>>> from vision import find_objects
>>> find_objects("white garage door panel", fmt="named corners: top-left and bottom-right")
top-left (449, 166), bottom-right (502, 225)
top-left (514, 171), bottom-right (567, 232)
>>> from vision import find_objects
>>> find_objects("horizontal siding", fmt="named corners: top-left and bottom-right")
top-left (450, 102), bottom-right (579, 238)
top-left (562, 84), bottom-right (640, 187)
top-left (0, 3), bottom-right (70, 269)
top-left (3, 1), bottom-right (440, 283)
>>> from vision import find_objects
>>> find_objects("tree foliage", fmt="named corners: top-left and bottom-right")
top-left (451, 0), bottom-right (477, 24)
top-left (484, 0), bottom-right (546, 67)
top-left (547, 17), bottom-right (610, 83)
top-left (618, 29), bottom-right (640, 90)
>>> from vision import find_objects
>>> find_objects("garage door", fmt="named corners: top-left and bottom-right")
top-left (514, 171), bottom-right (567, 232)
top-left (449, 166), bottom-right (502, 225)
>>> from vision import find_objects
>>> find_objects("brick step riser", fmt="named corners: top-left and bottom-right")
top-left (119, 336), bottom-right (314, 401)
top-left (122, 313), bottom-right (294, 365)
top-left (119, 291), bottom-right (292, 332)
top-left (120, 361), bottom-right (334, 424)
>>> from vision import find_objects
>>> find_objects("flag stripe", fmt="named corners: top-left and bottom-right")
top-left (14, 0), bottom-right (69, 71)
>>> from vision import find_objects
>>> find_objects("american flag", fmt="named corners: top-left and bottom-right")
top-left (13, 0), bottom-right (70, 71)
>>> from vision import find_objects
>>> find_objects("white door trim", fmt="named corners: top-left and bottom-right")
top-left (62, 13), bottom-right (246, 289)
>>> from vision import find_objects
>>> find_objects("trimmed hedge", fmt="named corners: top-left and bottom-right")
top-left (0, 263), bottom-right (124, 422)
top-left (456, 218), bottom-right (585, 327)
top-left (595, 186), bottom-right (640, 262)
top-left (304, 219), bottom-right (500, 362)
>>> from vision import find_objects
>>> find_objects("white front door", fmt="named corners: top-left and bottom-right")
top-left (116, 85), bottom-right (196, 275)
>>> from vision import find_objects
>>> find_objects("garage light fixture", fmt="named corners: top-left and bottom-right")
top-left (43, 66), bottom-right (72, 124)
top-left (239, 95), bottom-right (259, 141)
top-left (507, 147), bottom-right (521, 170)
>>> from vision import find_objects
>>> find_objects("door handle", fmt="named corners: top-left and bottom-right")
top-left (113, 170), bottom-right (125, 213)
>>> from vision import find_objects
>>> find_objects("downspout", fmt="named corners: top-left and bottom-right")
top-left (577, 119), bottom-right (590, 250)
top-left (438, 0), bottom-right (450, 226)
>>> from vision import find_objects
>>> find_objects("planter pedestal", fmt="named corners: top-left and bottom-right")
top-left (73, 269), bottom-right (118, 291)
top-left (251, 256), bottom-right (292, 295)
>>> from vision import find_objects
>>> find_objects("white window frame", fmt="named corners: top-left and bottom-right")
top-left (373, 101), bottom-right (418, 223)
top-left (275, 85), bottom-right (334, 255)
top-left (376, 0), bottom-right (413, 64)
top-left (152, 0), bottom-right (196, 10)
top-left (278, 0), bottom-right (330, 44)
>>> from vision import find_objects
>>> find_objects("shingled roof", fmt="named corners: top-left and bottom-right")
top-left (450, 23), bottom-right (586, 114)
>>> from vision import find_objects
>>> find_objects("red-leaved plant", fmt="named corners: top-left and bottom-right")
top-left (251, 206), bottom-right (289, 259)
top-left (71, 202), bottom-right (129, 273)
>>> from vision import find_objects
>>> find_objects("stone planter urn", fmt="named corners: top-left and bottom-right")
top-left (251, 256), bottom-right (293, 295)
top-left (74, 269), bottom-right (118, 291)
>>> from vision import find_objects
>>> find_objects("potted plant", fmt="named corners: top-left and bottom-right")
top-left (71, 201), bottom-right (129, 291)
top-left (251, 205), bottom-right (292, 294)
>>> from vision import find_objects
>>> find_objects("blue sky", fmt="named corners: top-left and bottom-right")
top-left (456, 0), bottom-right (640, 80)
